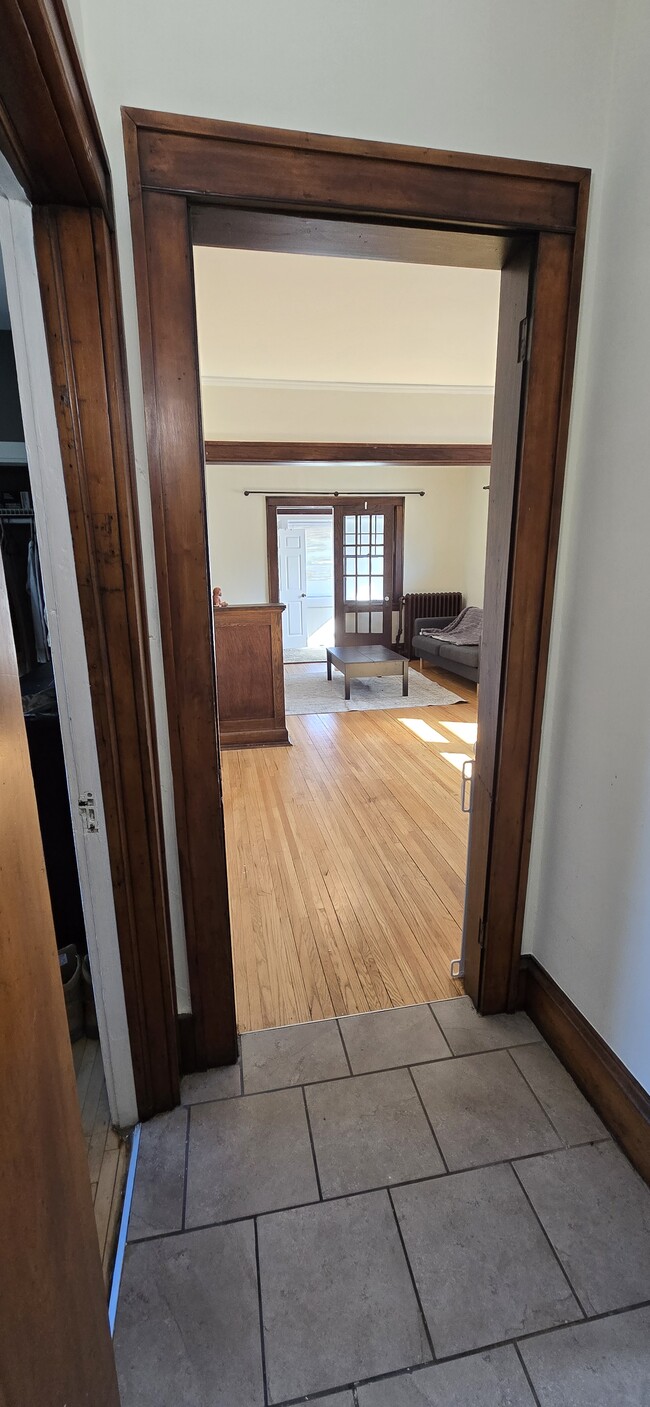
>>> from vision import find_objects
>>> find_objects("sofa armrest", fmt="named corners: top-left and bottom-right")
top-left (414, 615), bottom-right (454, 634)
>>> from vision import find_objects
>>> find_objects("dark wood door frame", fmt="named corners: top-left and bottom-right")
top-left (267, 495), bottom-right (405, 624)
top-left (0, 0), bottom-right (179, 1117)
top-left (123, 107), bottom-right (589, 1046)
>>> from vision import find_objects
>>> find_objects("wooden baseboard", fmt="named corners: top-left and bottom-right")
top-left (521, 956), bottom-right (650, 1184)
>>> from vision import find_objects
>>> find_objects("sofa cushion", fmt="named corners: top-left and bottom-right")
top-left (413, 634), bottom-right (441, 656)
top-left (439, 642), bottom-right (480, 669)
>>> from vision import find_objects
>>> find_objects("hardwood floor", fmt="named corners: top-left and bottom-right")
top-left (222, 662), bottom-right (477, 1033)
top-left (74, 1037), bottom-right (128, 1287)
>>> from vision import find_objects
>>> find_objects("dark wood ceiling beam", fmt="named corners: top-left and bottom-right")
top-left (205, 441), bottom-right (492, 466)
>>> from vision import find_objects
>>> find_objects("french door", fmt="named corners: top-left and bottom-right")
top-left (334, 499), bottom-right (395, 647)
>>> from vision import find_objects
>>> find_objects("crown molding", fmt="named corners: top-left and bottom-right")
top-left (200, 375), bottom-right (494, 396)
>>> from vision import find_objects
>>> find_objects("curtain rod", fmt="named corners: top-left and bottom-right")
top-left (243, 489), bottom-right (425, 497)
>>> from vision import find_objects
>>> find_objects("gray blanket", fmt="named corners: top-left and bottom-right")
top-left (420, 605), bottom-right (483, 646)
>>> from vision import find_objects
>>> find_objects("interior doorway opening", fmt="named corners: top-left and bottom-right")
top-left (276, 507), bottom-right (335, 654)
top-left (196, 242), bottom-right (496, 1035)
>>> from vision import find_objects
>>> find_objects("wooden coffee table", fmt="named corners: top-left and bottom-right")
top-left (326, 645), bottom-right (409, 700)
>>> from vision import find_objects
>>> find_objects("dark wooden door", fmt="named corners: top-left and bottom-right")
top-left (334, 499), bottom-right (395, 647)
top-left (0, 555), bottom-right (120, 1407)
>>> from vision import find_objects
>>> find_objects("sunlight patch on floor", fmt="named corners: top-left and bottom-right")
top-left (398, 717), bottom-right (446, 743)
top-left (441, 720), bottom-right (478, 745)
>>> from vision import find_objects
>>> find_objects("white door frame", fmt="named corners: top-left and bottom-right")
top-left (0, 167), bottom-right (138, 1130)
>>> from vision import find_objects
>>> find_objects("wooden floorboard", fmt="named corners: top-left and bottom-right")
top-left (74, 1036), bottom-right (128, 1289)
top-left (222, 662), bottom-right (477, 1033)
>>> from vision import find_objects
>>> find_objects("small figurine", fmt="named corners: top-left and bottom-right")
top-left (213, 585), bottom-right (228, 608)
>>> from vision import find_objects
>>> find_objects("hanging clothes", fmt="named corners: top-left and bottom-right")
top-left (26, 534), bottom-right (49, 664)
top-left (1, 522), bottom-right (35, 675)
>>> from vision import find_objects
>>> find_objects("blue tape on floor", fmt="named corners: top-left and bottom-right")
top-left (108, 1121), bottom-right (141, 1336)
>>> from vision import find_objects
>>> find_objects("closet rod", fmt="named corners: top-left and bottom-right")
top-left (243, 489), bottom-right (425, 497)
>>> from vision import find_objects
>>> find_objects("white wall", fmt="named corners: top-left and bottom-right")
top-left (205, 463), bottom-right (484, 613)
top-left (462, 468), bottom-right (490, 608)
top-left (70, 0), bottom-right (650, 1089)
top-left (521, 0), bottom-right (650, 1090)
top-left (201, 384), bottom-right (494, 443)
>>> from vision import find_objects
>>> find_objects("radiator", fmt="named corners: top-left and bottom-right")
top-left (397, 592), bottom-right (463, 655)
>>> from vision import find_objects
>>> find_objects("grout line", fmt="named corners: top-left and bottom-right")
top-left (386, 1186), bottom-right (436, 1364)
top-left (336, 1018), bottom-right (354, 1076)
top-left (247, 1295), bottom-right (650, 1407)
top-left (407, 1064), bottom-right (450, 1174)
top-left (426, 1004), bottom-right (454, 1058)
top-left (254, 1218), bottom-right (270, 1407)
top-left (301, 1086), bottom-right (323, 1200)
top-left (505, 1047), bottom-right (565, 1145)
top-left (127, 1131), bottom-right (620, 1247)
top-left (107, 1123), bottom-right (141, 1336)
top-left (513, 1340), bottom-right (543, 1407)
top-left (509, 1159), bottom-right (589, 1318)
top-left (181, 1105), bottom-right (191, 1232)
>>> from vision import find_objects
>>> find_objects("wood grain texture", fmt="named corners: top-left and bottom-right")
top-left (131, 185), bottom-right (237, 1069)
top-left (127, 109), bottom-right (583, 233)
top-left (191, 204), bottom-right (512, 270)
top-left (214, 603), bottom-right (289, 748)
top-left (223, 662), bottom-right (475, 1031)
top-left (522, 957), bottom-right (650, 1185)
top-left (75, 1038), bottom-right (128, 1287)
top-left (0, 0), bottom-right (110, 213)
top-left (482, 235), bottom-right (574, 1013)
top-left (33, 206), bottom-right (180, 1116)
top-left (0, 556), bottom-right (120, 1407)
top-left (206, 441), bottom-right (492, 466)
top-left (463, 241), bottom-right (532, 1005)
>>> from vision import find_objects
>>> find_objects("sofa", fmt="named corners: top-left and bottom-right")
top-left (412, 615), bottom-right (480, 683)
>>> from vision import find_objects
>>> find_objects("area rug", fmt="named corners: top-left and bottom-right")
top-left (283, 646), bottom-right (328, 664)
top-left (284, 662), bottom-right (463, 714)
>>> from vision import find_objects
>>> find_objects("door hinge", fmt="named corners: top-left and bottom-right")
top-left (478, 916), bottom-right (486, 948)
top-left (78, 791), bottom-right (98, 834)
top-left (517, 315), bottom-right (529, 364)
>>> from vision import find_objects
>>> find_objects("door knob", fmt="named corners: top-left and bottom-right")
top-left (300, 592), bottom-right (306, 598)
top-left (384, 595), bottom-right (390, 602)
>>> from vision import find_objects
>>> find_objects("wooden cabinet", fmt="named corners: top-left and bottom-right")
top-left (213, 603), bottom-right (289, 749)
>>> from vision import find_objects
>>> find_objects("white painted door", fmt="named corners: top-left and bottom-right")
top-left (278, 528), bottom-right (308, 646)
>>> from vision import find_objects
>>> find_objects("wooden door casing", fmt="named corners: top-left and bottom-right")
top-left (0, 553), bottom-right (120, 1407)
top-left (124, 109), bottom-right (589, 1049)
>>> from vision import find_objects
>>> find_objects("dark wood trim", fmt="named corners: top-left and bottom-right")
top-left (123, 107), bottom-right (589, 1047)
top-left (0, 0), bottom-right (111, 215)
top-left (126, 177), bottom-right (238, 1071)
top-left (205, 441), bottom-right (492, 466)
top-left (522, 957), bottom-right (650, 1185)
top-left (33, 206), bottom-right (180, 1116)
top-left (191, 204), bottom-right (513, 270)
top-left (0, 0), bottom-right (182, 1117)
top-left (126, 106), bottom-right (585, 233)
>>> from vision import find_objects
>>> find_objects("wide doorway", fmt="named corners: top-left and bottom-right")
top-left (196, 244), bottom-right (494, 1032)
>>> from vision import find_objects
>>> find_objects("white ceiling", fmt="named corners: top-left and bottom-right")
top-left (193, 248), bottom-right (500, 388)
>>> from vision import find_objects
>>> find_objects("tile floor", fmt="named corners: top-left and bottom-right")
top-left (114, 996), bottom-right (650, 1406)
